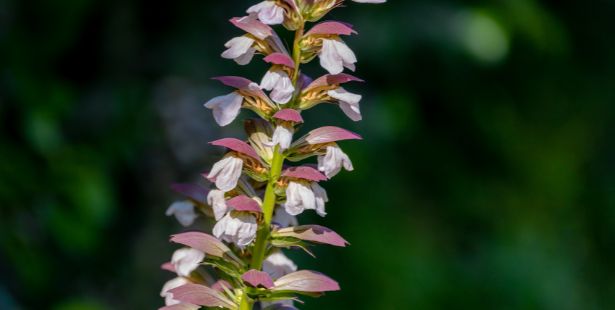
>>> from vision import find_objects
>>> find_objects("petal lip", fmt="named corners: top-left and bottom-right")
top-left (273, 109), bottom-right (304, 123)
top-left (264, 52), bottom-right (295, 69)
top-left (210, 138), bottom-right (260, 160)
top-left (242, 269), bottom-right (275, 289)
top-left (282, 166), bottom-right (328, 182)
top-left (226, 195), bottom-right (262, 213)
top-left (306, 21), bottom-right (357, 36)
top-left (272, 225), bottom-right (349, 247)
top-left (305, 126), bottom-right (363, 144)
top-left (170, 183), bottom-right (209, 204)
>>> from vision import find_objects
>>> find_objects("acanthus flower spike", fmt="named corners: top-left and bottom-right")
top-left (163, 0), bottom-right (384, 308)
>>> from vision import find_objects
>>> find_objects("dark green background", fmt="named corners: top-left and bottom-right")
top-left (1, 0), bottom-right (614, 309)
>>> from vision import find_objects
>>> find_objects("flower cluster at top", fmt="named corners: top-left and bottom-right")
top-left (161, 0), bottom-right (385, 309)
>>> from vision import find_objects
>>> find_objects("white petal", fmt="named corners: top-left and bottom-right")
top-left (310, 182), bottom-right (328, 217)
top-left (328, 88), bottom-right (362, 121)
top-left (339, 101), bottom-right (362, 121)
top-left (171, 248), bottom-right (205, 277)
top-left (317, 145), bottom-right (354, 178)
top-left (222, 36), bottom-right (255, 59)
top-left (260, 70), bottom-right (281, 91)
top-left (263, 251), bottom-right (297, 280)
top-left (271, 125), bottom-right (293, 151)
top-left (165, 200), bottom-right (198, 227)
top-left (161, 277), bottom-right (190, 306)
top-left (284, 182), bottom-right (316, 216)
top-left (332, 40), bottom-right (357, 71)
top-left (247, 1), bottom-right (285, 25)
top-left (207, 189), bottom-right (228, 221)
top-left (213, 213), bottom-right (257, 247)
top-left (235, 47), bottom-right (256, 65)
top-left (319, 39), bottom-right (344, 75)
top-left (204, 92), bottom-right (244, 126)
top-left (261, 69), bottom-right (294, 104)
top-left (207, 156), bottom-right (244, 192)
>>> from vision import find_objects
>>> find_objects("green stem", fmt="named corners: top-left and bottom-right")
top-left (239, 291), bottom-right (253, 310)
top-left (250, 146), bottom-right (285, 270)
top-left (245, 21), bottom-right (305, 309)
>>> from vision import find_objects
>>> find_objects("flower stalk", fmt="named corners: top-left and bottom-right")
top-left (160, 1), bottom-right (385, 309)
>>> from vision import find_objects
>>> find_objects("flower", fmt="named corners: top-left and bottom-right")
top-left (165, 200), bottom-right (198, 227)
top-left (327, 87), bottom-right (362, 121)
top-left (207, 156), bottom-right (244, 192)
top-left (271, 125), bottom-right (293, 151)
top-left (260, 69), bottom-right (295, 104)
top-left (204, 92), bottom-right (244, 126)
top-left (160, 277), bottom-right (190, 306)
top-left (284, 181), bottom-right (328, 216)
top-left (221, 36), bottom-right (257, 65)
top-left (207, 189), bottom-right (228, 221)
top-left (213, 212), bottom-right (258, 247)
top-left (171, 248), bottom-right (205, 277)
top-left (319, 38), bottom-right (357, 75)
top-left (263, 251), bottom-right (297, 280)
top-left (272, 207), bottom-right (298, 227)
top-left (318, 145), bottom-right (354, 178)
top-left (247, 1), bottom-right (285, 25)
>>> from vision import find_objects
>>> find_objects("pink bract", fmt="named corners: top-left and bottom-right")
top-left (306, 21), bottom-right (357, 36)
top-left (264, 52), bottom-right (295, 69)
top-left (305, 126), bottom-right (363, 144)
top-left (273, 270), bottom-right (340, 293)
top-left (169, 284), bottom-right (235, 308)
top-left (242, 269), bottom-right (275, 289)
top-left (273, 225), bottom-right (349, 247)
top-left (282, 166), bottom-right (328, 182)
top-left (273, 109), bottom-right (304, 123)
top-left (226, 195), bottom-right (262, 213)
top-left (210, 138), bottom-right (260, 160)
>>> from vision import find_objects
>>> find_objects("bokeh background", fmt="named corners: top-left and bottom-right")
top-left (1, 0), bottom-right (615, 309)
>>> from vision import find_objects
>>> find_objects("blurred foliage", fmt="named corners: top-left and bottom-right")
top-left (1, 0), bottom-right (614, 309)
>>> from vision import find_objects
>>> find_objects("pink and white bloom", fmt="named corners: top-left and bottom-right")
top-left (171, 248), bottom-right (205, 277)
top-left (247, 1), bottom-right (285, 25)
top-left (160, 277), bottom-right (190, 306)
top-left (207, 156), bottom-right (244, 192)
top-left (284, 181), bottom-right (328, 217)
top-left (319, 39), bottom-right (357, 75)
top-left (213, 212), bottom-right (257, 247)
top-left (204, 92), bottom-right (244, 127)
top-left (263, 251), bottom-right (297, 280)
top-left (271, 125), bottom-right (293, 151)
top-left (318, 145), bottom-right (354, 178)
top-left (328, 87), bottom-right (362, 121)
top-left (221, 36), bottom-right (257, 65)
top-left (260, 69), bottom-right (295, 104)
top-left (207, 189), bottom-right (228, 221)
top-left (166, 201), bottom-right (198, 227)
